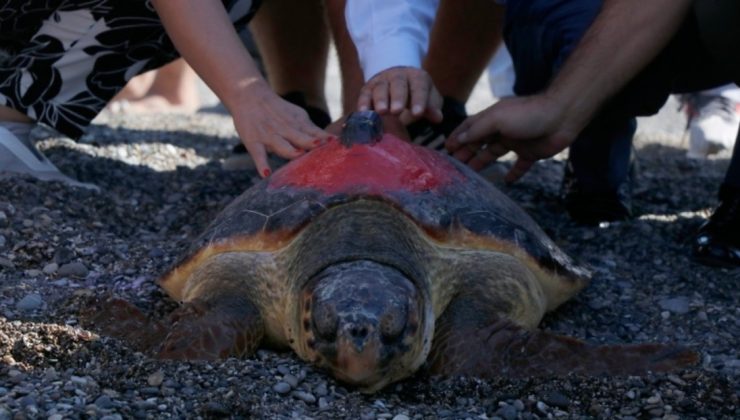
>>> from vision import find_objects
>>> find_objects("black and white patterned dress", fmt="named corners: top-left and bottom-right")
top-left (0, 0), bottom-right (260, 139)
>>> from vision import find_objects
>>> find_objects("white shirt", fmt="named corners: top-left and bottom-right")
top-left (345, 0), bottom-right (439, 81)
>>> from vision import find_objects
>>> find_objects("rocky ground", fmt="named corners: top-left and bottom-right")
top-left (0, 107), bottom-right (738, 419)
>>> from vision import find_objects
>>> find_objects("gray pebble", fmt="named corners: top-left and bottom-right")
top-left (315, 382), bottom-right (328, 397)
top-left (282, 373), bottom-right (299, 388)
top-left (148, 247), bottom-right (165, 258)
top-left (541, 391), bottom-right (570, 408)
top-left (58, 261), bottom-right (89, 278)
top-left (318, 397), bottom-right (329, 411)
top-left (147, 371), bottom-right (164, 387)
top-left (0, 211), bottom-right (7, 228)
top-left (292, 390), bottom-right (316, 404)
top-left (392, 415), bottom-right (410, 420)
top-left (0, 235), bottom-right (5, 248)
top-left (513, 400), bottom-right (525, 411)
top-left (0, 407), bottom-right (11, 420)
top-left (95, 395), bottom-right (114, 409)
top-left (42, 262), bottom-right (59, 274)
top-left (16, 293), bottom-right (43, 311)
top-left (53, 247), bottom-right (75, 264)
top-left (536, 401), bottom-right (549, 414)
top-left (496, 404), bottom-right (517, 420)
top-left (658, 297), bottom-right (690, 314)
top-left (272, 382), bottom-right (291, 394)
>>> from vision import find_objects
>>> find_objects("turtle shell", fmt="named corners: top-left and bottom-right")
top-left (160, 130), bottom-right (589, 300)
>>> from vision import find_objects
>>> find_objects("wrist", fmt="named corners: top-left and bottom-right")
top-left (221, 77), bottom-right (271, 114)
top-left (541, 87), bottom-right (594, 137)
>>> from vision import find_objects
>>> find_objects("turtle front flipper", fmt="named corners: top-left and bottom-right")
top-left (428, 314), bottom-right (699, 378)
top-left (158, 293), bottom-right (264, 360)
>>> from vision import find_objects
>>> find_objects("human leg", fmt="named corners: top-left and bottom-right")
top-left (114, 59), bottom-right (201, 114)
top-left (694, 131), bottom-right (740, 267)
top-left (505, 0), bottom-right (634, 223)
top-left (407, 0), bottom-right (503, 148)
top-left (249, 0), bottom-right (331, 126)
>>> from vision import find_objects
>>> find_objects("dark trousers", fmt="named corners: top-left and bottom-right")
top-left (504, 0), bottom-right (740, 193)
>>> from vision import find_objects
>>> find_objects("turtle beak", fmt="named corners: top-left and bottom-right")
top-left (335, 322), bottom-right (382, 383)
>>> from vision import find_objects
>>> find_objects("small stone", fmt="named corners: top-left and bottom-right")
top-left (95, 395), bottom-right (114, 409)
top-left (496, 404), bottom-right (517, 420)
top-left (0, 407), bottom-right (10, 420)
top-left (273, 382), bottom-right (291, 394)
top-left (318, 397), bottom-right (329, 410)
top-left (697, 311), bottom-right (708, 321)
top-left (43, 262), bottom-right (59, 274)
top-left (282, 374), bottom-right (299, 388)
top-left (315, 382), bottom-right (328, 397)
top-left (48, 415), bottom-right (63, 420)
top-left (53, 247), bottom-right (75, 264)
top-left (147, 371), bottom-right (164, 387)
top-left (513, 400), bottom-right (525, 411)
top-left (392, 415), bottom-right (410, 420)
top-left (626, 390), bottom-right (636, 400)
top-left (658, 297), bottom-right (690, 314)
top-left (292, 390), bottom-right (316, 404)
top-left (0, 210), bottom-right (7, 227)
top-left (646, 395), bottom-right (662, 404)
top-left (0, 235), bottom-right (6, 248)
top-left (148, 248), bottom-right (165, 258)
top-left (70, 375), bottom-right (88, 386)
top-left (16, 293), bottom-right (44, 311)
top-left (667, 374), bottom-right (687, 386)
top-left (661, 311), bottom-right (671, 320)
top-left (541, 391), bottom-right (570, 408)
top-left (58, 261), bottom-right (89, 278)
top-left (536, 401), bottom-right (549, 414)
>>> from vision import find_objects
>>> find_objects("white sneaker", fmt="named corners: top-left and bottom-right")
top-left (683, 94), bottom-right (740, 159)
top-left (0, 126), bottom-right (98, 190)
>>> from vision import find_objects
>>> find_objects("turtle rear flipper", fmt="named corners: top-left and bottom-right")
top-left (428, 318), bottom-right (699, 378)
top-left (158, 294), bottom-right (264, 360)
top-left (82, 297), bottom-right (169, 355)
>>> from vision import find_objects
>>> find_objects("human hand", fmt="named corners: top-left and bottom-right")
top-left (446, 94), bottom-right (582, 183)
top-left (358, 66), bottom-right (443, 125)
top-left (230, 81), bottom-right (332, 177)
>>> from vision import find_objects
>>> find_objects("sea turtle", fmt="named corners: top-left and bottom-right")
top-left (90, 111), bottom-right (696, 393)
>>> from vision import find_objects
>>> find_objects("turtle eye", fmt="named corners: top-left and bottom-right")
top-left (380, 300), bottom-right (408, 342)
top-left (312, 301), bottom-right (338, 341)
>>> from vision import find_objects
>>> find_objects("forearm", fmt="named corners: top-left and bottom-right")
top-left (151, 0), bottom-right (265, 113)
top-left (345, 0), bottom-right (438, 81)
top-left (547, 0), bottom-right (693, 130)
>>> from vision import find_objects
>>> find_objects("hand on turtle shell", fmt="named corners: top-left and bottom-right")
top-left (230, 80), bottom-right (333, 178)
top-left (446, 94), bottom-right (580, 183)
top-left (358, 66), bottom-right (444, 125)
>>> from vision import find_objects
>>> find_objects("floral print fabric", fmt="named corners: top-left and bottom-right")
top-left (0, 0), bottom-right (259, 139)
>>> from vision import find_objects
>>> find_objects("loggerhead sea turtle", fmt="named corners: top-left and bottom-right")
top-left (90, 111), bottom-right (696, 393)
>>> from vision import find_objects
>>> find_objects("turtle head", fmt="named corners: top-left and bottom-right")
top-left (298, 260), bottom-right (430, 392)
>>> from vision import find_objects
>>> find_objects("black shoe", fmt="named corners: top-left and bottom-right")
top-left (693, 185), bottom-right (740, 268)
top-left (406, 96), bottom-right (467, 150)
top-left (232, 91), bottom-right (331, 154)
top-left (561, 160), bottom-right (633, 225)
